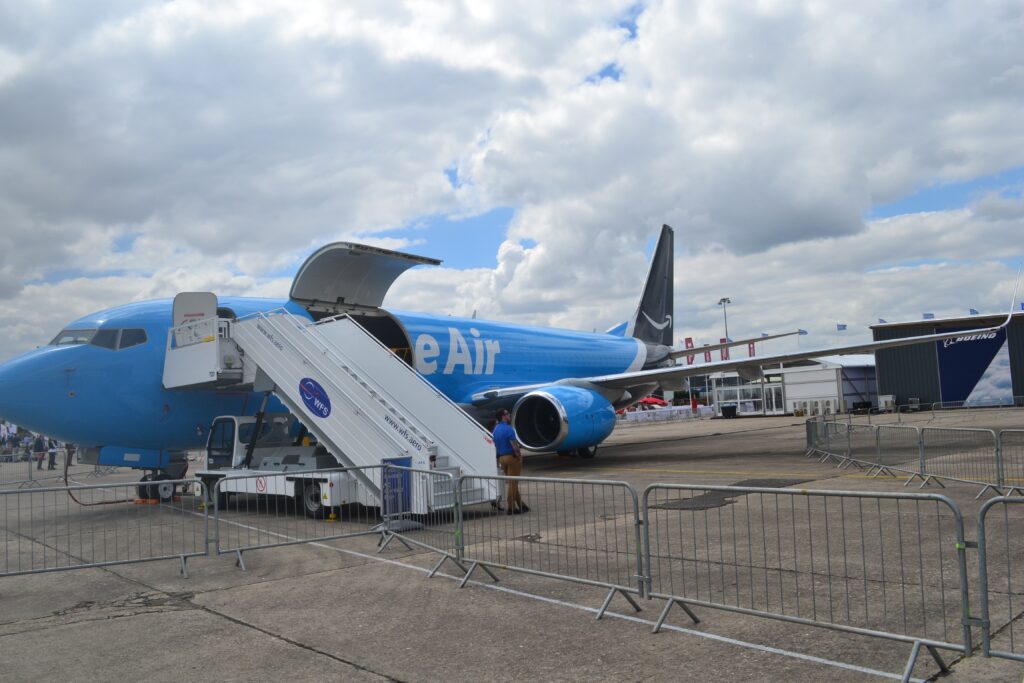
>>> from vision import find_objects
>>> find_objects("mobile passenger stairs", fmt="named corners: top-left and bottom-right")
top-left (162, 244), bottom-right (500, 518)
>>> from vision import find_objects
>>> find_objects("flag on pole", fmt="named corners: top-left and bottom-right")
top-left (923, 312), bottom-right (935, 320)
top-left (969, 308), bottom-right (979, 315)
top-left (878, 318), bottom-right (887, 324)
top-left (761, 332), bottom-right (769, 337)
top-left (798, 329), bottom-right (808, 335)
top-left (836, 323), bottom-right (847, 331)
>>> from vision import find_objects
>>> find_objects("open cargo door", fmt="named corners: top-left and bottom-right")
top-left (289, 242), bottom-right (440, 319)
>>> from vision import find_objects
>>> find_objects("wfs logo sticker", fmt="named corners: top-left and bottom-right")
top-left (299, 378), bottom-right (331, 418)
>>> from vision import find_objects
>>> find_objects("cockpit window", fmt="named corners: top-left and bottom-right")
top-left (50, 329), bottom-right (96, 346)
top-left (118, 329), bottom-right (147, 349)
top-left (90, 329), bottom-right (119, 350)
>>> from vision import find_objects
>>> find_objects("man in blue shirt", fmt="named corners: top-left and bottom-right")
top-left (492, 409), bottom-right (528, 515)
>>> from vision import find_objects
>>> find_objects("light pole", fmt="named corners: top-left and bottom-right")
top-left (717, 297), bottom-right (731, 340)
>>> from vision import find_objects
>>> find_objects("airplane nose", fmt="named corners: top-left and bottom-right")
top-left (0, 348), bottom-right (67, 427)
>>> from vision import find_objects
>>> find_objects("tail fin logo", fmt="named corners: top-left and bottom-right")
top-left (641, 312), bottom-right (672, 331)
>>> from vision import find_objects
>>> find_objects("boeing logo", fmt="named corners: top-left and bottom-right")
top-left (641, 312), bottom-right (672, 331)
top-left (943, 333), bottom-right (998, 348)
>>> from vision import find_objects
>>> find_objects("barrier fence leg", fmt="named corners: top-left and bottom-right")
top-left (179, 555), bottom-right (189, 579)
top-left (596, 588), bottom-right (642, 620)
top-left (974, 483), bottom-right (1003, 500)
top-left (377, 531), bottom-right (413, 553)
top-left (652, 598), bottom-right (700, 633)
top-left (235, 549), bottom-right (246, 571)
top-left (457, 561), bottom-right (499, 588)
top-left (900, 641), bottom-right (949, 683)
top-left (427, 554), bottom-right (468, 579)
top-left (900, 641), bottom-right (921, 683)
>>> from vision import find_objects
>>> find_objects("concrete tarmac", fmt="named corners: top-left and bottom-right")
top-left (3, 414), bottom-right (1024, 681)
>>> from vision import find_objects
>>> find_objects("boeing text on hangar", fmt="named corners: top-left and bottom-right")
top-left (943, 332), bottom-right (998, 348)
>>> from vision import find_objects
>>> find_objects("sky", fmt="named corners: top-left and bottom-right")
top-left (0, 0), bottom-right (1022, 363)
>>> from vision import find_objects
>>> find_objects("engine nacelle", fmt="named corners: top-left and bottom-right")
top-left (512, 386), bottom-right (616, 452)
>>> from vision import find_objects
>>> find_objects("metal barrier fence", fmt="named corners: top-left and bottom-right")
top-left (0, 449), bottom-right (98, 488)
top-left (931, 396), bottom-right (1024, 414)
top-left (847, 423), bottom-right (878, 464)
top-left (456, 474), bottom-right (644, 617)
top-left (808, 418), bottom-right (1024, 495)
top-left (211, 465), bottom-right (461, 570)
top-left (212, 467), bottom-right (380, 568)
top-left (642, 484), bottom-right (970, 674)
top-left (920, 427), bottom-right (1000, 489)
top-left (1, 478), bottom-right (206, 577)
top-left (1000, 430), bottom-right (1024, 491)
top-left (13, 462), bottom-right (1024, 673)
top-left (380, 465), bottom-right (464, 565)
top-left (977, 497), bottom-right (1024, 662)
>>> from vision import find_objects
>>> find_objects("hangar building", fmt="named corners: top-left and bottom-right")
top-left (871, 311), bottom-right (1024, 407)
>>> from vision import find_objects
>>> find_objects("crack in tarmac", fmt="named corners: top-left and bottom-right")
top-left (0, 530), bottom-right (408, 681)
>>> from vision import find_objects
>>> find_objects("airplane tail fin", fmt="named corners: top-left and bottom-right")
top-left (625, 224), bottom-right (674, 347)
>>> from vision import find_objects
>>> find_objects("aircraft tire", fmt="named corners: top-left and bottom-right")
top-left (576, 447), bottom-right (596, 459)
top-left (137, 474), bottom-right (156, 501)
top-left (154, 473), bottom-right (176, 503)
top-left (299, 482), bottom-right (324, 519)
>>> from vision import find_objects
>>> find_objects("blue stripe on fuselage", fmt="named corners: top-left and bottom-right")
top-left (387, 309), bottom-right (645, 403)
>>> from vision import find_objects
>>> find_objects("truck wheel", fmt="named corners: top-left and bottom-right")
top-left (299, 483), bottom-right (324, 518)
top-left (154, 473), bottom-right (176, 503)
top-left (137, 474), bottom-right (156, 500)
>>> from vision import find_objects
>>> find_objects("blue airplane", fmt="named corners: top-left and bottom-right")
top-left (0, 225), bottom-right (1009, 485)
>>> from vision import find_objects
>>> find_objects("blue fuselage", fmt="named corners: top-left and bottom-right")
top-left (0, 298), bottom-right (647, 452)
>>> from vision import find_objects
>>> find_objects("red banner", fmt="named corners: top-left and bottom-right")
top-left (684, 337), bottom-right (695, 365)
top-left (720, 338), bottom-right (729, 361)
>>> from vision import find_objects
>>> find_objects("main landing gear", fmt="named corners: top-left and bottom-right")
top-left (556, 446), bottom-right (597, 459)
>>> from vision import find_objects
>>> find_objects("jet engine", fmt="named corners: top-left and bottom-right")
top-left (512, 386), bottom-right (616, 452)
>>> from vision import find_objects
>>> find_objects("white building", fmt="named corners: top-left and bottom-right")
top-left (707, 354), bottom-right (877, 416)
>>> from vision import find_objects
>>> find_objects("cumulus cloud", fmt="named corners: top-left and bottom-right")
top-left (0, 0), bottom-right (1022, 363)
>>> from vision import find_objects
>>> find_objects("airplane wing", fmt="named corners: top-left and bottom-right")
top-left (470, 316), bottom-right (1012, 404)
top-left (666, 330), bottom-right (801, 360)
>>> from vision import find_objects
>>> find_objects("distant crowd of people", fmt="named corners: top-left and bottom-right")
top-left (1, 421), bottom-right (75, 470)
